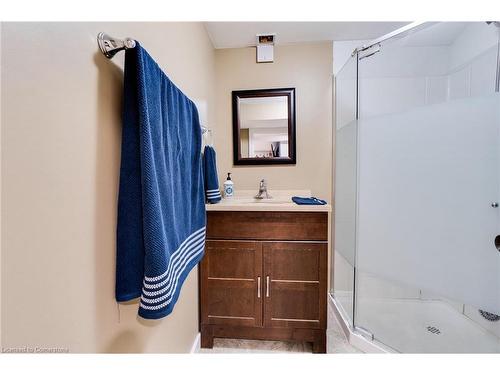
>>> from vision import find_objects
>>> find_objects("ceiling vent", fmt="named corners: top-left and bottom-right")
top-left (256, 34), bottom-right (275, 63)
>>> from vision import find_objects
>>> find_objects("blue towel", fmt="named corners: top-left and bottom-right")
top-left (292, 196), bottom-right (328, 205)
top-left (116, 44), bottom-right (206, 319)
top-left (203, 145), bottom-right (222, 204)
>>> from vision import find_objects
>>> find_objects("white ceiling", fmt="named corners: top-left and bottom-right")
top-left (204, 22), bottom-right (411, 49)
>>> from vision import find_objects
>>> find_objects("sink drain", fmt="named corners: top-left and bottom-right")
top-left (426, 326), bottom-right (441, 335)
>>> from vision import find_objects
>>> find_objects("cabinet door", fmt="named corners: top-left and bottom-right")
top-left (263, 242), bottom-right (327, 329)
top-left (201, 240), bottom-right (263, 327)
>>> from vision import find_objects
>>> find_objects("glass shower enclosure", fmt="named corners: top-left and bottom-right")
top-left (332, 22), bottom-right (500, 353)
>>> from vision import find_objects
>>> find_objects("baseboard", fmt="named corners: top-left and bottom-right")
top-left (190, 332), bottom-right (201, 353)
top-left (329, 293), bottom-right (352, 339)
top-left (328, 293), bottom-right (393, 353)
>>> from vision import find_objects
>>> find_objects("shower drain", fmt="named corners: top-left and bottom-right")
top-left (479, 310), bottom-right (500, 322)
top-left (426, 326), bottom-right (441, 335)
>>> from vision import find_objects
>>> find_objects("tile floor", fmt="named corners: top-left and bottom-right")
top-left (198, 303), bottom-right (361, 354)
top-left (198, 338), bottom-right (313, 353)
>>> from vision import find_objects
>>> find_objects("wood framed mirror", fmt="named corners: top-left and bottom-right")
top-left (232, 88), bottom-right (296, 165)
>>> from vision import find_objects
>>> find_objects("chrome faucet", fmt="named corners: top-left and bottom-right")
top-left (255, 179), bottom-right (272, 199)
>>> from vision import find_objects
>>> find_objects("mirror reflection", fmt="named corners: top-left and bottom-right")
top-left (239, 96), bottom-right (289, 159)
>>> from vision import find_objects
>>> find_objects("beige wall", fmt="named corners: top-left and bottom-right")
top-left (214, 43), bottom-right (333, 199)
top-left (1, 22), bottom-right (215, 353)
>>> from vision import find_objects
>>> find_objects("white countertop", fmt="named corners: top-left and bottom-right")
top-left (205, 190), bottom-right (332, 213)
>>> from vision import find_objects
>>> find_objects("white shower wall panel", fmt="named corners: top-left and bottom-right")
top-left (356, 94), bottom-right (500, 314)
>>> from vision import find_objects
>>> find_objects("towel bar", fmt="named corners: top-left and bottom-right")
top-left (98, 34), bottom-right (211, 132)
top-left (97, 32), bottom-right (136, 59)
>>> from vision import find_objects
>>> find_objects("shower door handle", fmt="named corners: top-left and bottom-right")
top-left (495, 235), bottom-right (500, 252)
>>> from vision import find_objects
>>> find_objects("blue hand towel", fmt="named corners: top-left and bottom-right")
top-left (116, 43), bottom-right (206, 319)
top-left (203, 145), bottom-right (222, 203)
top-left (292, 196), bottom-right (328, 205)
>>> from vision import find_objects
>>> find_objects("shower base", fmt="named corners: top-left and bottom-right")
top-left (331, 294), bottom-right (500, 353)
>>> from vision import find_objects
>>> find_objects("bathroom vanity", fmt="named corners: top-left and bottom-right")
top-left (199, 192), bottom-right (331, 353)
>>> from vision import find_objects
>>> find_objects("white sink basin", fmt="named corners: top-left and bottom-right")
top-left (228, 198), bottom-right (291, 205)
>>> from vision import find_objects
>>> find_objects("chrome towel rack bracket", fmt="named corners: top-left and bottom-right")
top-left (97, 32), bottom-right (136, 59)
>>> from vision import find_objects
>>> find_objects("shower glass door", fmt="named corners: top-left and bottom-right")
top-left (333, 53), bottom-right (358, 327)
top-left (353, 22), bottom-right (500, 353)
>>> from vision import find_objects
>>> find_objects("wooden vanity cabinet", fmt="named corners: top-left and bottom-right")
top-left (200, 211), bottom-right (328, 353)
top-left (201, 240), bottom-right (263, 328)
